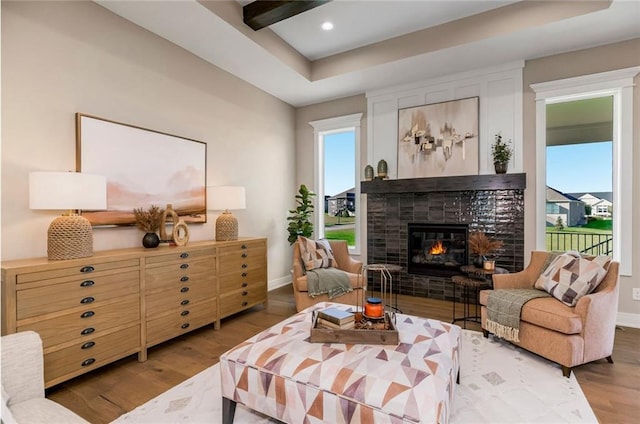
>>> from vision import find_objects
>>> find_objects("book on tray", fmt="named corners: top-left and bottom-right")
top-left (317, 307), bottom-right (355, 325)
top-left (317, 317), bottom-right (355, 330)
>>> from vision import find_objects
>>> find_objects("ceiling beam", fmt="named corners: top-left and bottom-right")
top-left (243, 0), bottom-right (331, 31)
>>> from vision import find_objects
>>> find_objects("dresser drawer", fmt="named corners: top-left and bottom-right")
top-left (145, 247), bottom-right (215, 267)
top-left (44, 324), bottom-right (140, 388)
top-left (219, 283), bottom-right (267, 318)
top-left (146, 299), bottom-right (217, 347)
top-left (146, 282), bottom-right (216, 317)
top-left (18, 296), bottom-right (140, 348)
top-left (218, 269), bottom-right (265, 294)
top-left (16, 258), bottom-right (139, 284)
top-left (17, 270), bottom-right (139, 320)
top-left (145, 260), bottom-right (214, 293)
top-left (217, 251), bottom-right (266, 275)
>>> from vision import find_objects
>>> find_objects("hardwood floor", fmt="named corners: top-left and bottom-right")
top-left (48, 285), bottom-right (640, 423)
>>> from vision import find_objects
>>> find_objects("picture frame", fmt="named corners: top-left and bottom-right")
top-left (76, 113), bottom-right (207, 226)
top-left (397, 97), bottom-right (479, 179)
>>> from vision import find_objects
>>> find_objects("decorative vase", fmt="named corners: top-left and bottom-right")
top-left (377, 159), bottom-right (388, 178)
top-left (473, 255), bottom-right (486, 268)
top-left (494, 161), bottom-right (508, 174)
top-left (364, 165), bottom-right (374, 181)
top-left (142, 232), bottom-right (160, 248)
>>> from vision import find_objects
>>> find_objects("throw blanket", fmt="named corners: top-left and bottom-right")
top-left (486, 289), bottom-right (551, 342)
top-left (306, 267), bottom-right (353, 299)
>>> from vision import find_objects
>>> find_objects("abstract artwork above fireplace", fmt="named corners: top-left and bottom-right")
top-left (397, 97), bottom-right (479, 179)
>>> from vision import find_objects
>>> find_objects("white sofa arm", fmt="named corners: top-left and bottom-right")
top-left (1, 331), bottom-right (45, 406)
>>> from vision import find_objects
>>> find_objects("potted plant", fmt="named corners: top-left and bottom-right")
top-left (287, 184), bottom-right (316, 245)
top-left (468, 231), bottom-right (503, 268)
top-left (491, 132), bottom-right (513, 174)
top-left (133, 205), bottom-right (164, 248)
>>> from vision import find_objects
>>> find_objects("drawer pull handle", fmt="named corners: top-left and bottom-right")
top-left (81, 327), bottom-right (95, 335)
top-left (180, 263), bottom-right (189, 269)
top-left (181, 310), bottom-right (190, 316)
top-left (241, 244), bottom-right (247, 249)
top-left (81, 297), bottom-right (95, 304)
top-left (242, 302), bottom-right (248, 307)
top-left (181, 300), bottom-right (190, 306)
top-left (80, 266), bottom-right (95, 273)
top-left (242, 272), bottom-right (248, 277)
top-left (181, 323), bottom-right (190, 329)
top-left (81, 311), bottom-right (95, 319)
top-left (241, 253), bottom-right (248, 258)
top-left (180, 252), bottom-right (189, 259)
top-left (81, 341), bottom-right (95, 350)
top-left (241, 263), bottom-right (248, 269)
top-left (180, 276), bottom-right (189, 282)
top-left (241, 282), bottom-right (248, 288)
top-left (180, 287), bottom-right (189, 293)
top-left (242, 291), bottom-right (248, 296)
top-left (80, 280), bottom-right (95, 287)
top-left (81, 358), bottom-right (96, 367)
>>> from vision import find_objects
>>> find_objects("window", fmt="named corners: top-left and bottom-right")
top-left (309, 114), bottom-right (363, 254)
top-left (546, 203), bottom-right (560, 214)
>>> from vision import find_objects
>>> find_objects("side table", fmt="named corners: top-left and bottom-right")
top-left (363, 264), bottom-right (403, 313)
top-left (451, 265), bottom-right (508, 328)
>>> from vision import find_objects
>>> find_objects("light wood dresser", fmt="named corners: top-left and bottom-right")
top-left (1, 237), bottom-right (267, 388)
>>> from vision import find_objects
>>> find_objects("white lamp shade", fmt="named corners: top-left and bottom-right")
top-left (207, 186), bottom-right (246, 211)
top-left (30, 172), bottom-right (107, 211)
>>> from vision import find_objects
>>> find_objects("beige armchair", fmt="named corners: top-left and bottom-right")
top-left (292, 239), bottom-right (364, 312)
top-left (1, 331), bottom-right (89, 423)
top-left (479, 251), bottom-right (619, 377)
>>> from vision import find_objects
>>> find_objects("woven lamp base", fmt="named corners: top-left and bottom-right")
top-left (47, 215), bottom-right (94, 260)
top-left (215, 211), bottom-right (238, 241)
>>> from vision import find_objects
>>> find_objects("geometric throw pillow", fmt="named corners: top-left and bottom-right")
top-left (535, 252), bottom-right (611, 306)
top-left (297, 236), bottom-right (336, 271)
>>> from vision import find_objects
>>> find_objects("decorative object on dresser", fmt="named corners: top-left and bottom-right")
top-left (491, 132), bottom-right (513, 174)
top-left (398, 96), bottom-right (479, 179)
top-left (468, 230), bottom-right (503, 268)
top-left (207, 186), bottom-right (246, 241)
top-left (133, 204), bottom-right (163, 248)
top-left (286, 184), bottom-right (315, 245)
top-left (1, 238), bottom-right (267, 388)
top-left (159, 203), bottom-right (179, 242)
top-left (76, 113), bottom-right (207, 226)
top-left (29, 171), bottom-right (107, 260)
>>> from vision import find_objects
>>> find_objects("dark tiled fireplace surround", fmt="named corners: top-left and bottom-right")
top-left (362, 173), bottom-right (526, 302)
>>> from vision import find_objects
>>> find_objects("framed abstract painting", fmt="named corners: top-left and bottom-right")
top-left (397, 97), bottom-right (479, 179)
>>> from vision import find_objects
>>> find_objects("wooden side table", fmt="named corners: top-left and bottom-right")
top-left (451, 265), bottom-right (508, 328)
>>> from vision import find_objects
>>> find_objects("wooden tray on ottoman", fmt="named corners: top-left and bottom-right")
top-left (310, 311), bottom-right (399, 345)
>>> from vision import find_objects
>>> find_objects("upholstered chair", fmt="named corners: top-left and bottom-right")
top-left (1, 331), bottom-right (89, 423)
top-left (479, 251), bottom-right (619, 377)
top-left (292, 239), bottom-right (364, 312)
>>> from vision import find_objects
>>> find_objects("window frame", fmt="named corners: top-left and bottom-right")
top-left (309, 113), bottom-right (363, 255)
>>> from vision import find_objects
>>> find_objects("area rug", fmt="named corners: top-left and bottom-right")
top-left (113, 330), bottom-right (597, 423)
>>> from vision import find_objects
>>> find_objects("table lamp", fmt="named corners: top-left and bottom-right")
top-left (29, 171), bottom-right (107, 260)
top-left (207, 186), bottom-right (246, 241)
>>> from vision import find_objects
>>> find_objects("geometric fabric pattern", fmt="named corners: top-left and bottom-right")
top-left (220, 302), bottom-right (461, 423)
top-left (297, 236), bottom-right (337, 271)
top-left (534, 253), bottom-right (610, 306)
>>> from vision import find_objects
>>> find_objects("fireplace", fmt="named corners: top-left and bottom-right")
top-left (408, 223), bottom-right (468, 277)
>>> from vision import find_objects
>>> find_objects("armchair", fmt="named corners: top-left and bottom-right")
top-left (479, 251), bottom-right (619, 377)
top-left (1, 331), bottom-right (88, 423)
top-left (292, 239), bottom-right (364, 312)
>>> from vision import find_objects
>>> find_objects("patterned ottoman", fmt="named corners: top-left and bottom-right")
top-left (220, 302), bottom-right (461, 424)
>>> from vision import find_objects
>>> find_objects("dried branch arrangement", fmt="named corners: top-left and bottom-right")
top-left (468, 231), bottom-right (503, 256)
top-left (133, 205), bottom-right (164, 233)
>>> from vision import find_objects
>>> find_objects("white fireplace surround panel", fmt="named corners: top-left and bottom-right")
top-left (366, 61), bottom-right (524, 179)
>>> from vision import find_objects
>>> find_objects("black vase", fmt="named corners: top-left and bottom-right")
top-left (473, 256), bottom-right (486, 268)
top-left (142, 232), bottom-right (160, 248)
top-left (494, 161), bottom-right (508, 174)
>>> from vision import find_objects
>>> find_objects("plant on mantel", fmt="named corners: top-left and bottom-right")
top-left (491, 132), bottom-right (513, 174)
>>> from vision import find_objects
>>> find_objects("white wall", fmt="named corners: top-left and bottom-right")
top-left (1, 1), bottom-right (296, 287)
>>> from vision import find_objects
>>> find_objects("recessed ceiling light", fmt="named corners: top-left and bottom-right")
top-left (321, 21), bottom-right (334, 31)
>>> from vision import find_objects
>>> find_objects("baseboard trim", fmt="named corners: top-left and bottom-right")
top-left (268, 275), bottom-right (292, 291)
top-left (617, 312), bottom-right (640, 329)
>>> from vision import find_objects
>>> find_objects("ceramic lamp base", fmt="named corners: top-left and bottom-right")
top-left (47, 214), bottom-right (93, 260)
top-left (215, 211), bottom-right (238, 241)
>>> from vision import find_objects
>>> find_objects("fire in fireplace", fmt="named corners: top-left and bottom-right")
top-left (408, 223), bottom-right (468, 277)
